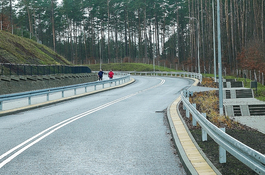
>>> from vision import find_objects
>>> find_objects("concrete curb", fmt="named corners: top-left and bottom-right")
top-left (166, 77), bottom-right (221, 175)
top-left (166, 100), bottom-right (198, 175)
top-left (0, 78), bottom-right (135, 117)
top-left (175, 100), bottom-right (222, 175)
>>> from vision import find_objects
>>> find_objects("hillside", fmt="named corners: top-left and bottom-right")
top-left (0, 31), bottom-right (70, 65)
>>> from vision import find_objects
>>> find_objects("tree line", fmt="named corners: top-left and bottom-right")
top-left (1, 0), bottom-right (265, 76)
top-left (187, 0), bottom-right (265, 75)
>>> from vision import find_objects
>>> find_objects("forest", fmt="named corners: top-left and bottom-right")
top-left (0, 0), bottom-right (265, 76)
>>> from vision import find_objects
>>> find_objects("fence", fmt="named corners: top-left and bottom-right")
top-left (181, 90), bottom-right (265, 174)
top-left (0, 63), bottom-right (91, 76)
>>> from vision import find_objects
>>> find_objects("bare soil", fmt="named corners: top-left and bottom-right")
top-left (178, 101), bottom-right (265, 175)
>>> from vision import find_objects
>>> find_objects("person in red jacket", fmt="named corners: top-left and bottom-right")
top-left (108, 70), bottom-right (114, 79)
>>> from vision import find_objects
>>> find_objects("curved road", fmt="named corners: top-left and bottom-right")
top-left (0, 76), bottom-right (193, 174)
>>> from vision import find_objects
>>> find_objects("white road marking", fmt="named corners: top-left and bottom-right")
top-left (0, 78), bottom-right (165, 168)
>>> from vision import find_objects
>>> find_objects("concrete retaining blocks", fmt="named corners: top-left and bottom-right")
top-left (0, 73), bottom-right (98, 95)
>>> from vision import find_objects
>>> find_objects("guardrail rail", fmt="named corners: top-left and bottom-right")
top-left (0, 73), bottom-right (130, 111)
top-left (181, 90), bottom-right (265, 174)
top-left (129, 71), bottom-right (202, 83)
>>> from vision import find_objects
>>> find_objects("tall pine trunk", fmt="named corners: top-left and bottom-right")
top-left (225, 0), bottom-right (231, 71)
top-left (144, 1), bottom-right (147, 63)
top-left (107, 0), bottom-right (110, 61)
top-left (51, 0), bottom-right (56, 52)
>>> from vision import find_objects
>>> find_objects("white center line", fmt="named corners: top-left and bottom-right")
top-left (0, 78), bottom-right (165, 168)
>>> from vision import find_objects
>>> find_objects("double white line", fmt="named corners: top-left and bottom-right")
top-left (0, 78), bottom-right (165, 168)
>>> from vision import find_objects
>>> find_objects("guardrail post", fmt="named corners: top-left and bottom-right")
top-left (183, 101), bottom-right (186, 110)
top-left (219, 128), bottom-right (227, 163)
top-left (0, 101), bottom-right (2, 111)
top-left (192, 104), bottom-right (197, 126)
top-left (202, 113), bottom-right (207, 141)
top-left (183, 90), bottom-right (186, 98)
top-left (85, 86), bottom-right (87, 93)
top-left (74, 88), bottom-right (76, 95)
top-left (62, 91), bottom-right (64, 98)
top-left (186, 91), bottom-right (190, 98)
top-left (28, 96), bottom-right (31, 105)
top-left (94, 85), bottom-right (96, 90)
top-left (186, 100), bottom-right (190, 118)
top-left (186, 108), bottom-right (189, 118)
top-left (47, 93), bottom-right (49, 101)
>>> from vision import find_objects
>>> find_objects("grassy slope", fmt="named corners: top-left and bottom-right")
top-left (87, 63), bottom-right (180, 72)
top-left (0, 30), bottom-right (70, 65)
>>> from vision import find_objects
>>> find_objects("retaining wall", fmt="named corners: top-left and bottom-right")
top-left (0, 73), bottom-right (98, 95)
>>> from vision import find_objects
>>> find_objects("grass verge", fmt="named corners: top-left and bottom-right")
top-left (86, 63), bottom-right (181, 72)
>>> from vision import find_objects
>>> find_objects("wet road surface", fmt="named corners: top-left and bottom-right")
top-left (0, 76), bottom-right (192, 174)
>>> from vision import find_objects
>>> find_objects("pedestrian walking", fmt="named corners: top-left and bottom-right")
top-left (98, 69), bottom-right (104, 81)
top-left (108, 70), bottom-right (114, 79)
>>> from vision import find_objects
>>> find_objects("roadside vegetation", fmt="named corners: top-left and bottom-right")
top-left (202, 75), bottom-right (265, 102)
top-left (184, 76), bottom-right (265, 175)
top-left (87, 63), bottom-right (180, 72)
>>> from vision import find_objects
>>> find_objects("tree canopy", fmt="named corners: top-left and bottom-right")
top-left (1, 0), bottom-right (265, 75)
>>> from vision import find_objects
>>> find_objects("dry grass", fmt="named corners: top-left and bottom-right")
top-left (190, 78), bottom-right (243, 129)
top-left (200, 77), bottom-right (218, 88)
top-left (189, 91), bottom-right (234, 128)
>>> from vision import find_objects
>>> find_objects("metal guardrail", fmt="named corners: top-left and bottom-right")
top-left (0, 63), bottom-right (91, 76)
top-left (181, 90), bottom-right (265, 174)
top-left (0, 73), bottom-right (130, 111)
top-left (129, 71), bottom-right (202, 83)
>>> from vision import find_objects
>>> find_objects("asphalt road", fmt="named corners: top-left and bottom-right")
top-left (0, 76), bottom-right (193, 175)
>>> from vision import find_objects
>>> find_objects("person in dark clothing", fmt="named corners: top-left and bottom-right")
top-left (98, 69), bottom-right (104, 81)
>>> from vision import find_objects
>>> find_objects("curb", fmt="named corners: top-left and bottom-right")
top-left (166, 78), bottom-right (221, 175)
top-left (166, 99), bottom-right (198, 175)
